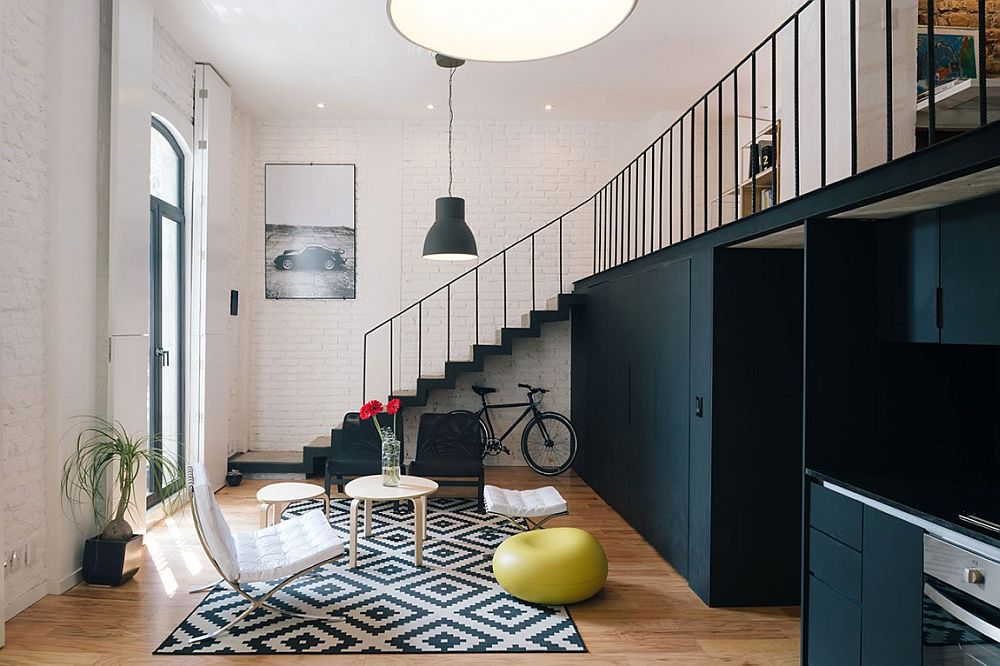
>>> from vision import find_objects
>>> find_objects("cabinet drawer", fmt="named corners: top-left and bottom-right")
top-left (808, 575), bottom-right (861, 666)
top-left (810, 483), bottom-right (863, 550)
top-left (809, 528), bottom-right (862, 603)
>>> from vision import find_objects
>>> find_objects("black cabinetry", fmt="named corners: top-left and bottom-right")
top-left (573, 246), bottom-right (803, 606)
top-left (877, 192), bottom-right (1000, 345)
top-left (804, 482), bottom-right (923, 666)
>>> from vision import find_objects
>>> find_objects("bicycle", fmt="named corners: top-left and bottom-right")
top-left (450, 383), bottom-right (578, 476)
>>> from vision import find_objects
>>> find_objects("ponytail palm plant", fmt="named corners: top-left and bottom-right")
top-left (61, 417), bottom-right (181, 540)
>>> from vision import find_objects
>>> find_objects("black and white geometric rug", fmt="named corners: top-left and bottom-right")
top-left (155, 497), bottom-right (586, 654)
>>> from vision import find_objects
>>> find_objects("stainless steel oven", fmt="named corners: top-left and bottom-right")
top-left (925, 534), bottom-right (1000, 665)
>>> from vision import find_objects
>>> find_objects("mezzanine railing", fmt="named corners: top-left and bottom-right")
top-left (363, 0), bottom-right (998, 400)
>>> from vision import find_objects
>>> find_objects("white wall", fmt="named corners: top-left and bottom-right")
top-left (1, 0), bottom-right (52, 617)
top-left (239, 119), bottom-right (638, 457)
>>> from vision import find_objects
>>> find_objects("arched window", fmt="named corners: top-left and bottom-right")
top-left (149, 117), bottom-right (186, 508)
top-left (150, 117), bottom-right (184, 209)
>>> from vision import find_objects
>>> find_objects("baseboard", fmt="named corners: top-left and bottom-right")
top-left (48, 567), bottom-right (82, 595)
top-left (5, 579), bottom-right (47, 621)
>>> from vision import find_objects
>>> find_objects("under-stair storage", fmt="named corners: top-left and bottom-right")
top-left (573, 244), bottom-right (804, 606)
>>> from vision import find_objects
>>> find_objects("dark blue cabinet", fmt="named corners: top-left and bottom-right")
top-left (860, 506), bottom-right (923, 666)
top-left (876, 192), bottom-right (1000, 346)
top-left (572, 247), bottom-right (802, 607)
top-left (804, 482), bottom-right (924, 665)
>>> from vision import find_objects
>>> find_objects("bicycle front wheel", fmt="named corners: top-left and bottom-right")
top-left (521, 412), bottom-right (577, 476)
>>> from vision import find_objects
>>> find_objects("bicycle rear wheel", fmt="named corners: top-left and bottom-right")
top-left (521, 412), bottom-right (577, 476)
top-left (448, 410), bottom-right (490, 457)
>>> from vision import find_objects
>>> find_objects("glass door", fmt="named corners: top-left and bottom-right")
top-left (148, 119), bottom-right (185, 508)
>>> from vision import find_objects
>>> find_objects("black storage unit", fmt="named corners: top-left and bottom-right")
top-left (573, 246), bottom-right (803, 606)
top-left (877, 192), bottom-right (1000, 346)
top-left (803, 482), bottom-right (923, 666)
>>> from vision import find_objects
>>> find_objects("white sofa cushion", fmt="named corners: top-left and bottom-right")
top-left (484, 485), bottom-right (568, 518)
top-left (234, 509), bottom-right (344, 583)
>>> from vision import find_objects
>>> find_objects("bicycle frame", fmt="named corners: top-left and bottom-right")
top-left (475, 393), bottom-right (552, 445)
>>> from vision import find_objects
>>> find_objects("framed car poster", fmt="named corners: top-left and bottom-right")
top-left (264, 163), bottom-right (356, 299)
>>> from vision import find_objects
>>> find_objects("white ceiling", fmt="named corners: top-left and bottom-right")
top-left (154, 0), bottom-right (788, 121)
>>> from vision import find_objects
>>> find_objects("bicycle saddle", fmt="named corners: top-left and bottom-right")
top-left (472, 385), bottom-right (497, 396)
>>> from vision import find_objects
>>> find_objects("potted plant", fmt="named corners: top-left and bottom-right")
top-left (61, 417), bottom-right (180, 586)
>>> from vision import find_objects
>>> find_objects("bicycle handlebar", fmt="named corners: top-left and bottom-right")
top-left (518, 383), bottom-right (548, 394)
top-left (518, 383), bottom-right (532, 389)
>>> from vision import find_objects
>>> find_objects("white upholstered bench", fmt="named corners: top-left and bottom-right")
top-left (483, 484), bottom-right (569, 531)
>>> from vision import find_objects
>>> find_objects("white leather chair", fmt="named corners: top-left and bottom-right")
top-left (483, 485), bottom-right (569, 531)
top-left (187, 464), bottom-right (346, 643)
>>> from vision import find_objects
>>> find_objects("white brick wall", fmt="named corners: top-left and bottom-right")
top-left (242, 119), bottom-right (638, 456)
top-left (152, 18), bottom-right (194, 125)
top-left (228, 105), bottom-right (252, 455)
top-left (1, 0), bottom-right (51, 605)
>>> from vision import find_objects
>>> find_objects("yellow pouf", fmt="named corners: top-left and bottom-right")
top-left (492, 527), bottom-right (608, 605)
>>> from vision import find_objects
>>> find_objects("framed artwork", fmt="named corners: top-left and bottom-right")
top-left (917, 27), bottom-right (978, 99)
top-left (264, 163), bottom-right (356, 299)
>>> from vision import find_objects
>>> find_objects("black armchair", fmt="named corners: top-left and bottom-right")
top-left (407, 412), bottom-right (485, 512)
top-left (324, 412), bottom-right (404, 496)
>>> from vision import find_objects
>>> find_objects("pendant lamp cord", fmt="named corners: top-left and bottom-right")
top-left (448, 66), bottom-right (455, 197)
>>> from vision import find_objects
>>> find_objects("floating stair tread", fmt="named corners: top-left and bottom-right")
top-left (392, 389), bottom-right (419, 397)
top-left (306, 436), bottom-right (330, 449)
top-left (229, 450), bottom-right (303, 464)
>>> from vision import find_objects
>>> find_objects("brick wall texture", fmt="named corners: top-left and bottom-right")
top-left (1, 0), bottom-right (51, 605)
top-left (242, 119), bottom-right (637, 458)
top-left (153, 18), bottom-right (195, 124)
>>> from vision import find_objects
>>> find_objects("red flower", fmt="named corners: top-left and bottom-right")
top-left (359, 399), bottom-right (383, 421)
top-left (386, 398), bottom-right (401, 415)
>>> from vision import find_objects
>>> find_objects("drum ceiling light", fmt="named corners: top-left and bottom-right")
top-left (387, 0), bottom-right (637, 63)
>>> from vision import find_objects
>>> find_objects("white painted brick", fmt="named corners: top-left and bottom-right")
top-left (1, 0), bottom-right (51, 606)
top-left (153, 19), bottom-right (195, 124)
top-left (241, 119), bottom-right (639, 454)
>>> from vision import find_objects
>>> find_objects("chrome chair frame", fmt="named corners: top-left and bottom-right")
top-left (186, 466), bottom-right (346, 644)
top-left (488, 510), bottom-right (569, 532)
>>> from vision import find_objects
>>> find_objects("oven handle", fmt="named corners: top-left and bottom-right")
top-left (925, 582), bottom-right (1000, 643)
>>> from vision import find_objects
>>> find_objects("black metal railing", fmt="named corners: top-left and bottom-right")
top-left (363, 0), bottom-right (997, 400)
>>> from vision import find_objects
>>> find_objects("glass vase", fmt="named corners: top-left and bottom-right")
top-left (381, 433), bottom-right (401, 487)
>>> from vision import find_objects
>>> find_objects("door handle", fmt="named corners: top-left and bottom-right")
top-left (155, 347), bottom-right (170, 367)
top-left (924, 582), bottom-right (1000, 643)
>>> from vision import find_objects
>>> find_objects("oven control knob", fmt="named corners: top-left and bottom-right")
top-left (964, 568), bottom-right (985, 584)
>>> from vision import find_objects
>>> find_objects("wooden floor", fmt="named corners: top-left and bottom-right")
top-left (0, 468), bottom-right (799, 664)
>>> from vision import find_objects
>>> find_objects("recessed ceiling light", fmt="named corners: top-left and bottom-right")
top-left (316, 102), bottom-right (326, 109)
top-left (388, 0), bottom-right (636, 63)
top-left (544, 104), bottom-right (554, 111)
top-left (426, 103), bottom-right (435, 110)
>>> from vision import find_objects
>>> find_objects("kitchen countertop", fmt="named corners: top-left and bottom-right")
top-left (807, 467), bottom-right (1000, 552)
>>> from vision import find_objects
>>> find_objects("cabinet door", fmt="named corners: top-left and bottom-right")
top-left (808, 574), bottom-right (861, 666)
top-left (876, 211), bottom-right (940, 343)
top-left (607, 277), bottom-right (637, 518)
top-left (861, 507), bottom-right (923, 666)
top-left (632, 260), bottom-right (691, 576)
top-left (941, 196), bottom-right (1000, 345)
top-left (583, 282), bottom-right (611, 497)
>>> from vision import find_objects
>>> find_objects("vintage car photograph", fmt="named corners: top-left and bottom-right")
top-left (264, 163), bottom-right (356, 299)
top-left (273, 244), bottom-right (346, 271)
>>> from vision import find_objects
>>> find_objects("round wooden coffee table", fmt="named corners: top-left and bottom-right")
top-left (344, 475), bottom-right (439, 567)
top-left (256, 482), bottom-right (330, 528)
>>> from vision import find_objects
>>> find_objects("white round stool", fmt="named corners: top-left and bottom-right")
top-left (256, 482), bottom-right (330, 528)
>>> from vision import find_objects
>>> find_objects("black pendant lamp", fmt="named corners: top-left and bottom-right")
top-left (423, 55), bottom-right (478, 261)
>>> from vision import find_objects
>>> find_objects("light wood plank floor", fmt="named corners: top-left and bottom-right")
top-left (0, 468), bottom-right (799, 664)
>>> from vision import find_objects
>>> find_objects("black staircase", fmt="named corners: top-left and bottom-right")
top-left (233, 0), bottom-right (1000, 474)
